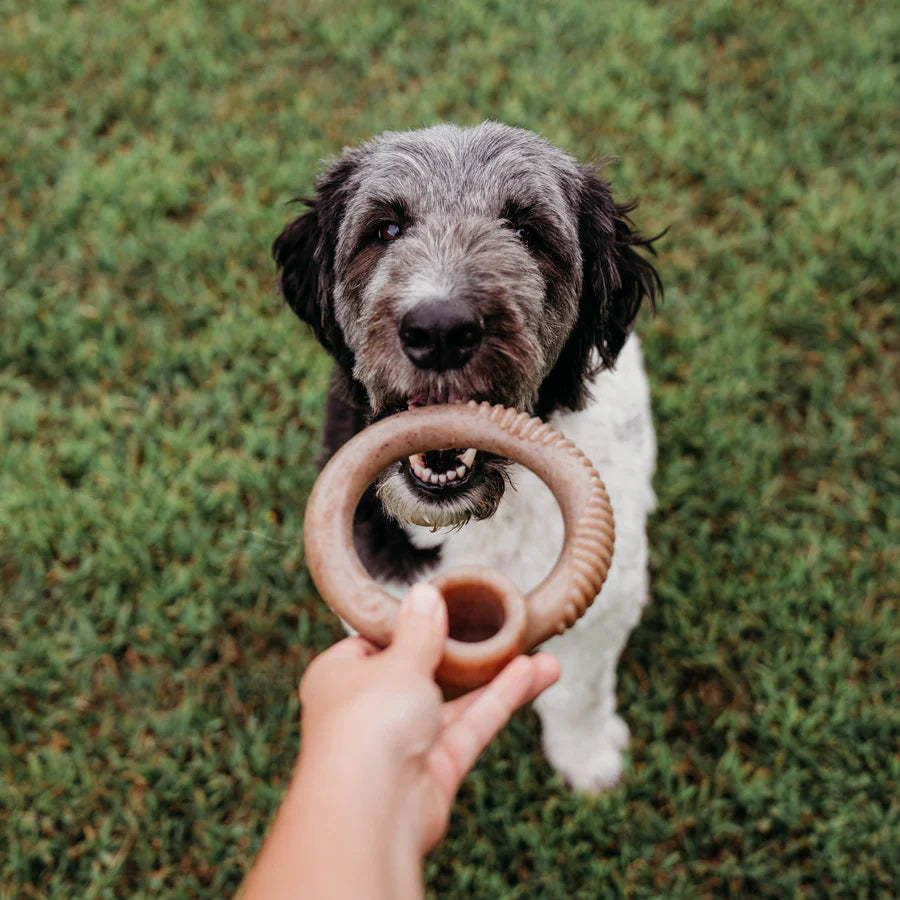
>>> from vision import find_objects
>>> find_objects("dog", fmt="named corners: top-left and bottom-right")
top-left (273, 122), bottom-right (661, 790)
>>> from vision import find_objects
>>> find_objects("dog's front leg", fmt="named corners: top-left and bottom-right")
top-left (532, 560), bottom-right (649, 792)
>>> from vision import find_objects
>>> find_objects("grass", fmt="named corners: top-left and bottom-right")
top-left (1, 0), bottom-right (898, 896)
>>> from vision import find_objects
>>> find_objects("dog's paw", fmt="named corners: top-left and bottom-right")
top-left (540, 713), bottom-right (630, 793)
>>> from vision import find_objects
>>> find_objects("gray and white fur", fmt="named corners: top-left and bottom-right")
top-left (274, 122), bottom-right (662, 790)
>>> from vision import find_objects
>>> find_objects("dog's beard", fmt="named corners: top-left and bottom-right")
top-left (359, 343), bottom-right (542, 529)
top-left (375, 454), bottom-right (512, 529)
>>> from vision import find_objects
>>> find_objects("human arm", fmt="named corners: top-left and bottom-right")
top-left (240, 582), bottom-right (560, 899)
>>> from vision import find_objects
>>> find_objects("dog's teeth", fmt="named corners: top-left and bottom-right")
top-left (411, 449), bottom-right (472, 486)
top-left (409, 454), bottom-right (436, 482)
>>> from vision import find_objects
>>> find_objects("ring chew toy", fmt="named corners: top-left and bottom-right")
top-left (303, 401), bottom-right (615, 690)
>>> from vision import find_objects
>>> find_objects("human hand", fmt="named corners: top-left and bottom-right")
top-left (298, 582), bottom-right (560, 854)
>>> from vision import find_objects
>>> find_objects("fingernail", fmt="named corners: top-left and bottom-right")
top-left (408, 582), bottom-right (441, 617)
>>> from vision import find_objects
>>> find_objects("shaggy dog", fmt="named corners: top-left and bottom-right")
top-left (273, 122), bottom-right (661, 790)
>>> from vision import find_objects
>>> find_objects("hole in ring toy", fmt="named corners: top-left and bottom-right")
top-left (303, 401), bottom-right (615, 690)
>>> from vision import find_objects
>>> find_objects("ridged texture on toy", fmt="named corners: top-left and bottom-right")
top-left (470, 401), bottom-right (615, 635)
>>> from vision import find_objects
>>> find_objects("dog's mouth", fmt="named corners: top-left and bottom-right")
top-left (387, 397), bottom-right (489, 499)
top-left (403, 446), bottom-right (480, 493)
top-left (371, 395), bottom-right (511, 524)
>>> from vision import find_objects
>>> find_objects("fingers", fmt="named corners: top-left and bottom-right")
top-left (315, 635), bottom-right (381, 664)
top-left (519, 652), bottom-right (561, 700)
top-left (440, 652), bottom-right (560, 729)
top-left (429, 653), bottom-right (560, 795)
top-left (298, 636), bottom-right (379, 698)
top-left (387, 583), bottom-right (448, 675)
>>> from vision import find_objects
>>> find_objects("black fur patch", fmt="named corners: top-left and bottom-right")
top-left (536, 171), bottom-right (663, 416)
top-left (272, 155), bottom-right (361, 374)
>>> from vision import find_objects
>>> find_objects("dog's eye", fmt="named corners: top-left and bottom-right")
top-left (514, 224), bottom-right (535, 245)
top-left (378, 222), bottom-right (402, 242)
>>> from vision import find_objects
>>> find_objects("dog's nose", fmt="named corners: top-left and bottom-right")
top-left (399, 299), bottom-right (483, 371)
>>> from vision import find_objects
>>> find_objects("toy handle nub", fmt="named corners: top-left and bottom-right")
top-left (303, 402), bottom-right (615, 689)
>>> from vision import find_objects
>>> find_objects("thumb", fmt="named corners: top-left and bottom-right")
top-left (388, 582), bottom-right (448, 674)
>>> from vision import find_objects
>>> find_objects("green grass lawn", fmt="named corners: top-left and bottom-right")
top-left (2, 0), bottom-right (898, 896)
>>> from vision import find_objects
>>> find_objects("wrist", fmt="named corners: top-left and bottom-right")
top-left (283, 745), bottom-right (423, 900)
top-left (299, 716), bottom-right (403, 789)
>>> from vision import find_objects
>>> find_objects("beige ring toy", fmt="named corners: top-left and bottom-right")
top-left (303, 401), bottom-right (615, 690)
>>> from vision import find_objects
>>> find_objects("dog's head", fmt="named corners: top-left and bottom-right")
top-left (274, 122), bottom-right (661, 528)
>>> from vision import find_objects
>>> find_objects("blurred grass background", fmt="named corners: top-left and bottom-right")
top-left (2, 0), bottom-right (898, 896)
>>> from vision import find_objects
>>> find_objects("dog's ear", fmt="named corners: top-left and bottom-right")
top-left (579, 168), bottom-right (663, 370)
top-left (272, 154), bottom-right (359, 368)
top-left (537, 169), bottom-right (662, 414)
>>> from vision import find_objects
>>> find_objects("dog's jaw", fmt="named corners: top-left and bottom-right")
top-left (369, 396), bottom-right (513, 530)
top-left (362, 368), bottom-right (532, 530)
top-left (375, 455), bottom-right (511, 530)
